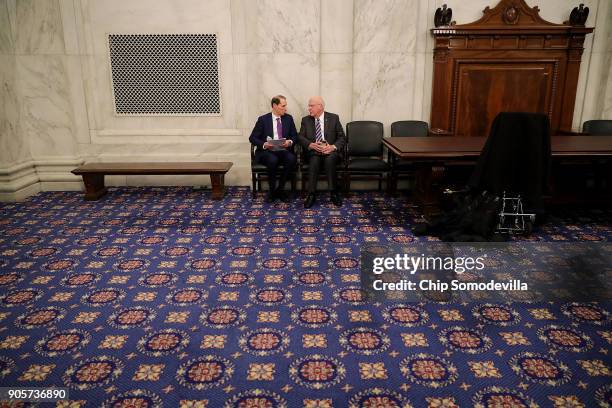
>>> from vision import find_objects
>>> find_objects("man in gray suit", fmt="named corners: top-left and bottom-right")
top-left (298, 96), bottom-right (346, 208)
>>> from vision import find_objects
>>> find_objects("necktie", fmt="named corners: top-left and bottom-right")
top-left (315, 118), bottom-right (323, 142)
top-left (276, 118), bottom-right (283, 139)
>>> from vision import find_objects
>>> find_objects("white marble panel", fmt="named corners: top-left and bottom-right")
top-left (85, 0), bottom-right (233, 56)
top-left (81, 140), bottom-right (248, 157)
top-left (88, 52), bottom-right (236, 132)
top-left (575, 52), bottom-right (605, 128)
top-left (352, 53), bottom-right (415, 135)
top-left (81, 0), bottom-right (241, 136)
top-left (537, 0), bottom-right (598, 26)
top-left (416, 0), bottom-right (436, 54)
top-left (0, 56), bottom-right (29, 166)
top-left (412, 50), bottom-right (431, 121)
top-left (59, 0), bottom-right (80, 55)
top-left (5, 0), bottom-right (16, 51)
top-left (78, 140), bottom-right (251, 185)
top-left (232, 53), bottom-right (250, 130)
top-left (230, 0), bottom-right (258, 54)
top-left (354, 0), bottom-right (418, 53)
top-left (15, 0), bottom-right (65, 54)
top-left (602, 53), bottom-right (612, 119)
top-left (244, 53), bottom-right (320, 130)
top-left (0, 0), bottom-right (14, 54)
top-left (589, 0), bottom-right (611, 54)
top-left (64, 55), bottom-right (90, 144)
top-left (321, 0), bottom-right (354, 54)
top-left (321, 53), bottom-right (353, 123)
top-left (16, 55), bottom-right (76, 157)
top-left (252, 0), bottom-right (320, 53)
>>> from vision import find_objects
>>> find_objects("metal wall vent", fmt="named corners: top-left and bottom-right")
top-left (108, 34), bottom-right (220, 116)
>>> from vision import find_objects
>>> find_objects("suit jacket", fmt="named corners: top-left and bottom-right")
top-left (249, 112), bottom-right (298, 152)
top-left (298, 112), bottom-right (346, 157)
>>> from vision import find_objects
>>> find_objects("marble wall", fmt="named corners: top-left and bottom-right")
top-left (601, 2), bottom-right (612, 119)
top-left (0, 0), bottom-right (27, 167)
top-left (1, 0), bottom-right (611, 199)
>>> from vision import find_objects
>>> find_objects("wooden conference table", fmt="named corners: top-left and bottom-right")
top-left (383, 136), bottom-right (612, 211)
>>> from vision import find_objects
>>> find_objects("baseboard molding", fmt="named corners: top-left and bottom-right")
top-left (0, 180), bottom-right (41, 201)
top-left (0, 158), bottom-right (83, 201)
top-left (0, 157), bottom-right (252, 201)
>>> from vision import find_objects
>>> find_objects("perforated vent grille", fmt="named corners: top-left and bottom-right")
top-left (108, 34), bottom-right (220, 115)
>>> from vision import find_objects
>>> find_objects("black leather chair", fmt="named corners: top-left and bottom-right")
top-left (582, 120), bottom-right (612, 135)
top-left (391, 120), bottom-right (429, 138)
top-left (250, 144), bottom-right (297, 198)
top-left (581, 120), bottom-right (612, 191)
top-left (298, 143), bottom-right (347, 196)
top-left (344, 121), bottom-right (389, 193)
top-left (388, 120), bottom-right (429, 194)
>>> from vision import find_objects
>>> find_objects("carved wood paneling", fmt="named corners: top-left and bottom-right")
top-left (430, 0), bottom-right (593, 137)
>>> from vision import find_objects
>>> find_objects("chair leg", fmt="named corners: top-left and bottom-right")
top-left (291, 173), bottom-right (297, 197)
top-left (378, 174), bottom-right (382, 191)
top-left (390, 171), bottom-right (397, 196)
top-left (301, 173), bottom-right (306, 197)
top-left (344, 173), bottom-right (350, 196)
top-left (252, 174), bottom-right (256, 198)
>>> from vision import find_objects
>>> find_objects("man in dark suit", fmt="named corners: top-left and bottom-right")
top-left (298, 96), bottom-right (346, 208)
top-left (249, 95), bottom-right (298, 202)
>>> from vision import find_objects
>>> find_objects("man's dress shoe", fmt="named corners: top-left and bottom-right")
top-left (304, 193), bottom-right (316, 208)
top-left (331, 192), bottom-right (342, 207)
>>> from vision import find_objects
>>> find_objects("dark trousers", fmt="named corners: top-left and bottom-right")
top-left (255, 149), bottom-right (296, 192)
top-left (307, 152), bottom-right (340, 194)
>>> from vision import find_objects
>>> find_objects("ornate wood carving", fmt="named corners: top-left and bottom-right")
top-left (434, 4), bottom-right (454, 27)
top-left (430, 0), bottom-right (593, 137)
top-left (567, 4), bottom-right (589, 26)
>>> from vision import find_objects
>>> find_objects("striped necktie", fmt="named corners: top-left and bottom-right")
top-left (315, 118), bottom-right (323, 142)
top-left (276, 117), bottom-right (283, 139)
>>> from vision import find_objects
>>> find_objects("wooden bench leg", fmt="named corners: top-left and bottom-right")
top-left (81, 174), bottom-right (107, 200)
top-left (210, 174), bottom-right (225, 200)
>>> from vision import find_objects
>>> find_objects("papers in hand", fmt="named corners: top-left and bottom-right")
top-left (266, 137), bottom-right (286, 151)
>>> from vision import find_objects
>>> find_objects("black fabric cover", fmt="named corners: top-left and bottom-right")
top-left (413, 112), bottom-right (551, 241)
top-left (468, 112), bottom-right (551, 212)
top-left (412, 191), bottom-right (503, 241)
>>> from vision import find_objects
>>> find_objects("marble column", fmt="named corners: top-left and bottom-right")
top-left (0, 0), bottom-right (29, 168)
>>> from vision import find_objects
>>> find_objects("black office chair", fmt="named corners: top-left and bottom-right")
top-left (250, 144), bottom-right (297, 199)
top-left (344, 121), bottom-right (390, 193)
top-left (582, 120), bottom-right (612, 135)
top-left (391, 120), bottom-right (429, 137)
top-left (298, 143), bottom-right (347, 196)
top-left (388, 121), bottom-right (429, 193)
top-left (581, 120), bottom-right (612, 190)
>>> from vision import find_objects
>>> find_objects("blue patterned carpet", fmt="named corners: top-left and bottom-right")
top-left (0, 187), bottom-right (610, 407)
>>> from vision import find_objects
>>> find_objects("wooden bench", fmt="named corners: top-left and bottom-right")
top-left (71, 162), bottom-right (233, 201)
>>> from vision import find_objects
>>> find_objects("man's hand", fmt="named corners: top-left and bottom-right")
top-left (263, 141), bottom-right (272, 150)
top-left (282, 139), bottom-right (292, 148)
top-left (321, 144), bottom-right (335, 155)
top-left (309, 142), bottom-right (323, 153)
